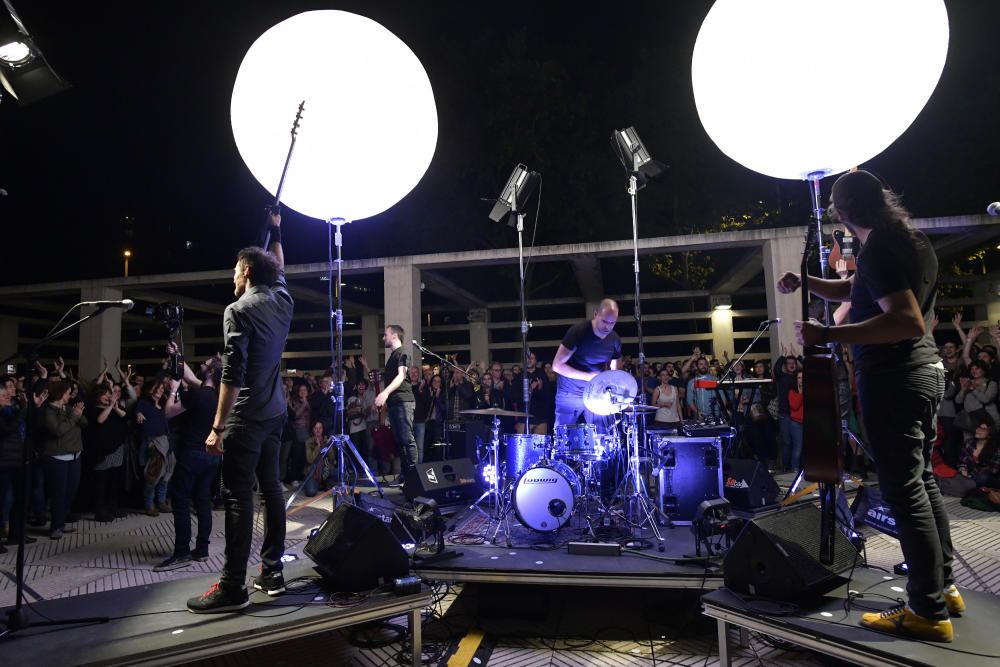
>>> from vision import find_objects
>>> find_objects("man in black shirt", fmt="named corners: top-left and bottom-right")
top-left (779, 170), bottom-right (955, 642)
top-left (188, 210), bottom-right (294, 614)
top-left (552, 299), bottom-right (622, 433)
top-left (375, 324), bottom-right (417, 475)
top-left (156, 354), bottom-right (220, 571)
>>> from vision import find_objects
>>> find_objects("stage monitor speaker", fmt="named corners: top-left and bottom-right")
top-left (403, 458), bottom-right (481, 503)
top-left (304, 503), bottom-right (409, 592)
top-left (723, 458), bottom-right (780, 511)
top-left (653, 435), bottom-right (724, 525)
top-left (724, 502), bottom-right (861, 600)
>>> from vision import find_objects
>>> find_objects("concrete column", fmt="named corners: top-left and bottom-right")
top-left (361, 313), bottom-right (382, 370)
top-left (711, 309), bottom-right (735, 360)
top-left (384, 265), bottom-right (421, 369)
top-left (584, 300), bottom-right (600, 319)
top-left (469, 308), bottom-right (489, 366)
top-left (763, 237), bottom-right (805, 358)
top-left (0, 318), bottom-right (17, 368)
top-left (79, 283), bottom-right (122, 382)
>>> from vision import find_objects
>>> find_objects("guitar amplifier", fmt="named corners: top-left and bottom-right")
top-left (443, 420), bottom-right (491, 460)
top-left (652, 436), bottom-right (724, 525)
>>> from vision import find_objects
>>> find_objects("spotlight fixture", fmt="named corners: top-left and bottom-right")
top-left (611, 126), bottom-right (666, 190)
top-left (488, 163), bottom-right (539, 227)
top-left (710, 294), bottom-right (732, 311)
top-left (0, 1), bottom-right (71, 106)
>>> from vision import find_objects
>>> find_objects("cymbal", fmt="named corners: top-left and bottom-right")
top-left (460, 407), bottom-right (533, 417)
top-left (583, 369), bottom-right (638, 416)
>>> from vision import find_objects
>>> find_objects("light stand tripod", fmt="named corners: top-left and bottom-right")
top-left (0, 304), bottom-right (117, 639)
top-left (285, 218), bottom-right (382, 511)
top-left (610, 127), bottom-right (667, 545)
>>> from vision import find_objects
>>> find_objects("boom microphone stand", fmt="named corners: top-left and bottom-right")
top-left (0, 304), bottom-right (114, 639)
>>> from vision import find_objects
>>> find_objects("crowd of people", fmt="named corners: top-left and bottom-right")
top-left (0, 314), bottom-right (996, 550)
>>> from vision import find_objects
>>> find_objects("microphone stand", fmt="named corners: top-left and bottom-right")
top-left (717, 320), bottom-right (777, 457)
top-left (1, 304), bottom-right (112, 639)
top-left (412, 340), bottom-right (466, 457)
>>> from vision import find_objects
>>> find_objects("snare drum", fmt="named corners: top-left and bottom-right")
top-left (512, 461), bottom-right (581, 532)
top-left (503, 433), bottom-right (552, 478)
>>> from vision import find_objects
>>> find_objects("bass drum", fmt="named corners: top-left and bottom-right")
top-left (512, 461), bottom-right (581, 532)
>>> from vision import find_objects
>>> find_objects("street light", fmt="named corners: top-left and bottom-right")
top-left (123, 250), bottom-right (131, 278)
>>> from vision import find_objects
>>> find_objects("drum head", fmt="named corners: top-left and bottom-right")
top-left (513, 462), bottom-right (580, 532)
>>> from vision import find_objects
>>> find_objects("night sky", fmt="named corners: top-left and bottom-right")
top-left (2, 0), bottom-right (999, 289)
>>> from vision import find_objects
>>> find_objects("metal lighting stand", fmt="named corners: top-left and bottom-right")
top-left (285, 218), bottom-right (382, 510)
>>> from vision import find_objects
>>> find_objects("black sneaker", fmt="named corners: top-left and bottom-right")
top-left (252, 571), bottom-right (286, 596)
top-left (153, 554), bottom-right (193, 572)
top-left (190, 548), bottom-right (210, 562)
top-left (186, 582), bottom-right (249, 614)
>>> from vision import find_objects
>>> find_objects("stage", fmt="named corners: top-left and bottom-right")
top-left (0, 559), bottom-right (432, 666)
top-left (703, 567), bottom-right (1000, 666)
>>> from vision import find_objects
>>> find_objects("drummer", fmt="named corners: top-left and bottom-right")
top-left (551, 299), bottom-right (622, 434)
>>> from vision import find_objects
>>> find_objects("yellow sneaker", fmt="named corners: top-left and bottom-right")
top-left (944, 585), bottom-right (965, 616)
top-left (859, 605), bottom-right (953, 643)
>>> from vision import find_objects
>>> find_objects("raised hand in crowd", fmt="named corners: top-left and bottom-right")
top-left (34, 359), bottom-right (47, 380)
top-left (345, 356), bottom-right (355, 369)
top-left (931, 311), bottom-right (940, 332)
top-left (32, 387), bottom-right (48, 408)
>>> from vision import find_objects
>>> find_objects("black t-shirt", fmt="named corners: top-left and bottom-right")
top-left (177, 385), bottom-right (219, 451)
top-left (384, 347), bottom-right (414, 405)
top-left (556, 320), bottom-right (622, 396)
top-left (849, 227), bottom-right (941, 375)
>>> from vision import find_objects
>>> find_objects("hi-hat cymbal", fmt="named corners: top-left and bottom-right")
top-left (460, 407), bottom-right (533, 417)
top-left (583, 369), bottom-right (639, 416)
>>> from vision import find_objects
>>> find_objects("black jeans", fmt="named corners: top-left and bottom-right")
top-left (858, 364), bottom-right (952, 620)
top-left (219, 413), bottom-right (286, 589)
top-left (93, 465), bottom-right (122, 518)
top-left (43, 456), bottom-right (81, 532)
top-left (171, 448), bottom-right (220, 556)
top-left (387, 402), bottom-right (418, 470)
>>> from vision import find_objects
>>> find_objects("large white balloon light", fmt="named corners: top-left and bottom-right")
top-left (231, 11), bottom-right (438, 221)
top-left (691, 0), bottom-right (949, 180)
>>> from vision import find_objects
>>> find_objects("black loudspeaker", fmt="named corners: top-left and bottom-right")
top-left (304, 503), bottom-right (409, 592)
top-left (403, 458), bottom-right (481, 503)
top-left (653, 436), bottom-right (724, 525)
top-left (723, 458), bottom-right (780, 511)
top-left (444, 420), bottom-right (490, 460)
top-left (724, 503), bottom-right (861, 600)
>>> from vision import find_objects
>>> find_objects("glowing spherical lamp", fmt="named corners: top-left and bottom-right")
top-left (691, 0), bottom-right (949, 180)
top-left (231, 11), bottom-right (438, 221)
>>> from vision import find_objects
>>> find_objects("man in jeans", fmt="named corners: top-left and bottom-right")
top-left (187, 209), bottom-right (293, 613)
top-left (780, 170), bottom-right (957, 642)
top-left (155, 352), bottom-right (220, 571)
top-left (374, 325), bottom-right (417, 481)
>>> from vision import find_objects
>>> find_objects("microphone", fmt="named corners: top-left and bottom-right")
top-left (988, 202), bottom-right (1000, 217)
top-left (83, 299), bottom-right (135, 311)
top-left (761, 317), bottom-right (782, 325)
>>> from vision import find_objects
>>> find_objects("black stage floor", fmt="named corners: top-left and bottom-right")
top-left (414, 504), bottom-right (726, 589)
top-left (0, 559), bottom-right (431, 667)
top-left (702, 566), bottom-right (1000, 667)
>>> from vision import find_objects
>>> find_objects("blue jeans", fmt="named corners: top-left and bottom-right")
top-left (412, 422), bottom-right (426, 464)
top-left (42, 456), bottom-right (81, 532)
top-left (220, 413), bottom-right (286, 587)
top-left (170, 448), bottom-right (220, 556)
top-left (784, 420), bottom-right (803, 472)
top-left (859, 364), bottom-right (952, 620)
top-left (387, 402), bottom-right (417, 469)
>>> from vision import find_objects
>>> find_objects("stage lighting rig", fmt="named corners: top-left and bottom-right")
top-left (611, 126), bottom-right (666, 190)
top-left (0, 0), bottom-right (70, 106)
top-left (488, 163), bottom-right (539, 227)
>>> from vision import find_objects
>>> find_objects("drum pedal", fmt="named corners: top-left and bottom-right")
top-left (567, 542), bottom-right (621, 557)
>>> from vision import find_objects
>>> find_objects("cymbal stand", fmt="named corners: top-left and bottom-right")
top-left (615, 403), bottom-right (666, 544)
top-left (468, 415), bottom-right (512, 544)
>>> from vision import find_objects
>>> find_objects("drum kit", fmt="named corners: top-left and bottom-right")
top-left (463, 369), bottom-right (668, 544)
